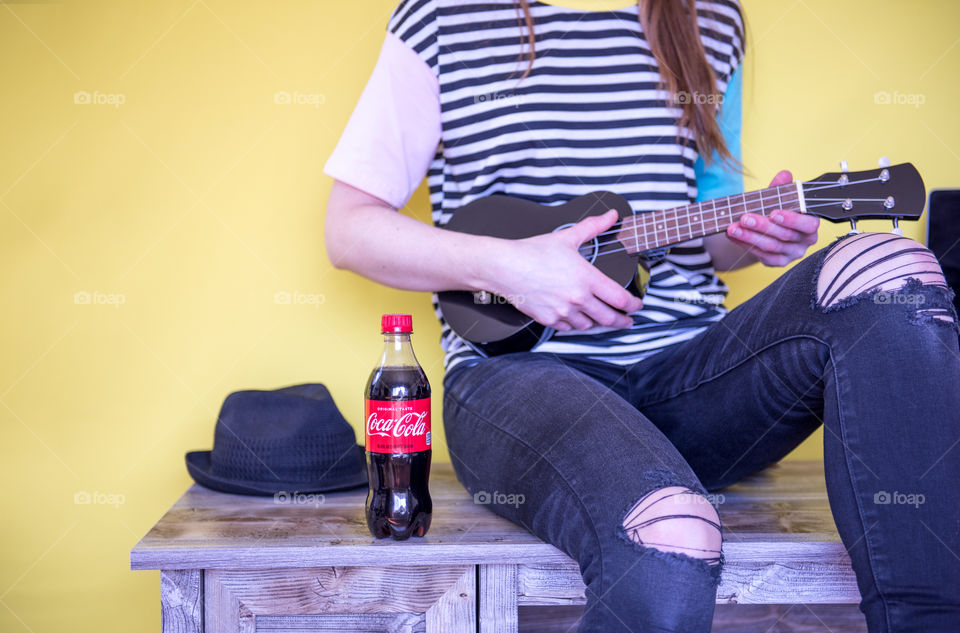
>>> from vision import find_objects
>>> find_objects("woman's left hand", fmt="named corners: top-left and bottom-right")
top-left (725, 170), bottom-right (821, 267)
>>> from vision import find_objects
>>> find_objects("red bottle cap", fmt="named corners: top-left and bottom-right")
top-left (381, 313), bottom-right (413, 333)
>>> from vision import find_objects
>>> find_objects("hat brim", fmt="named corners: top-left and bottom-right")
top-left (185, 445), bottom-right (368, 496)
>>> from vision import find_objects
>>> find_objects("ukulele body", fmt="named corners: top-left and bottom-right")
top-left (436, 191), bottom-right (640, 356)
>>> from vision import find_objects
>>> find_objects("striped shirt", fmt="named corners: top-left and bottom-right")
top-left (380, 0), bottom-right (745, 372)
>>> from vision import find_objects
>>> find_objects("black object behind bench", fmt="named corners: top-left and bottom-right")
top-left (927, 189), bottom-right (960, 315)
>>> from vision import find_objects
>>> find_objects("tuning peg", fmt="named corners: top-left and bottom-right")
top-left (891, 217), bottom-right (903, 236)
top-left (848, 219), bottom-right (860, 235)
top-left (879, 156), bottom-right (891, 183)
top-left (838, 160), bottom-right (850, 185)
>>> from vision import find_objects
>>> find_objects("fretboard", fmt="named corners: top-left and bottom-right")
top-left (619, 183), bottom-right (803, 253)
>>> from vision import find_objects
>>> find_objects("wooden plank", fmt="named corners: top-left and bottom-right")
top-left (517, 543), bottom-right (860, 606)
top-left (161, 570), bottom-right (203, 633)
top-left (207, 566), bottom-right (473, 615)
top-left (133, 462), bottom-right (848, 571)
top-left (711, 604), bottom-right (867, 633)
top-left (516, 563), bottom-right (585, 606)
top-left (516, 604), bottom-right (867, 633)
top-left (717, 558), bottom-right (860, 604)
top-left (255, 613), bottom-right (425, 632)
top-left (205, 569), bottom-right (253, 633)
top-left (425, 568), bottom-right (475, 633)
top-left (136, 544), bottom-right (571, 571)
top-left (479, 564), bottom-right (519, 633)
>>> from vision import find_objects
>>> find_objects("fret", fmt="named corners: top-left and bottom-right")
top-left (637, 210), bottom-right (647, 252)
top-left (654, 212), bottom-right (666, 249)
top-left (697, 204), bottom-right (704, 240)
top-left (668, 207), bottom-right (680, 245)
top-left (638, 211), bottom-right (647, 251)
top-left (753, 190), bottom-right (766, 217)
top-left (624, 181), bottom-right (814, 255)
top-left (641, 211), bottom-right (649, 253)
top-left (688, 202), bottom-right (700, 243)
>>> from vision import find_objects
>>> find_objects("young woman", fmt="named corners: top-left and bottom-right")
top-left (324, 1), bottom-right (960, 630)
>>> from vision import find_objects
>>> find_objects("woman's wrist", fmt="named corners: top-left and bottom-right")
top-left (465, 236), bottom-right (514, 296)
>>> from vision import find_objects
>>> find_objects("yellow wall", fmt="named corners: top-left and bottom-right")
top-left (1, 1), bottom-right (957, 630)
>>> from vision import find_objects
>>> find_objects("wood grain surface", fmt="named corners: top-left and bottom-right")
top-left (132, 461), bottom-right (850, 572)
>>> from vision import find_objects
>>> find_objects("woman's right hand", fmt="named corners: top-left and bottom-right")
top-left (488, 209), bottom-right (643, 332)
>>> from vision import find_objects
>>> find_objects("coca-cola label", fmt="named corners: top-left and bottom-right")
top-left (364, 398), bottom-right (431, 453)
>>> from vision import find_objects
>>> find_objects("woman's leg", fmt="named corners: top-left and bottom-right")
top-left (443, 353), bottom-right (721, 633)
top-left (624, 232), bottom-right (960, 633)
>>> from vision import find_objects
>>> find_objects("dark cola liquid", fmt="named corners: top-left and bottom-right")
top-left (365, 366), bottom-right (432, 540)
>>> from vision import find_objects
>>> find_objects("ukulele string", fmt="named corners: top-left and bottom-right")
top-left (582, 188), bottom-right (799, 246)
top-left (586, 197), bottom-right (903, 256)
top-left (530, 176), bottom-right (889, 249)
top-left (585, 190), bottom-right (801, 250)
top-left (578, 174), bottom-right (887, 246)
top-left (801, 175), bottom-right (883, 193)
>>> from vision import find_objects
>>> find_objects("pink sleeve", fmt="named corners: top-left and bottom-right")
top-left (323, 31), bottom-right (441, 209)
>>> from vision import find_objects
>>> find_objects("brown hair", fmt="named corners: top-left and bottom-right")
top-left (514, 0), bottom-right (735, 166)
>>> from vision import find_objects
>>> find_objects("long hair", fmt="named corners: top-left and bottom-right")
top-left (514, 0), bottom-right (736, 166)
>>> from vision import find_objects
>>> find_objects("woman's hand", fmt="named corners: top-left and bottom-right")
top-left (724, 170), bottom-right (821, 267)
top-left (489, 210), bottom-right (643, 332)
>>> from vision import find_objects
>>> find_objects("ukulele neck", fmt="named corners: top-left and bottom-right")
top-left (620, 182), bottom-right (805, 253)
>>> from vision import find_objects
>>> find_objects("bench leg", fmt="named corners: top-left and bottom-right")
top-left (479, 564), bottom-right (519, 633)
top-left (161, 570), bottom-right (203, 633)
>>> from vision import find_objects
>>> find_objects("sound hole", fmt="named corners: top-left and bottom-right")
top-left (555, 222), bottom-right (599, 264)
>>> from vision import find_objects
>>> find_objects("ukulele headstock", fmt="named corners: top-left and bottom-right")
top-left (801, 159), bottom-right (925, 233)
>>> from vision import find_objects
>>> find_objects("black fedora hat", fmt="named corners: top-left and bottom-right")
top-left (186, 383), bottom-right (367, 495)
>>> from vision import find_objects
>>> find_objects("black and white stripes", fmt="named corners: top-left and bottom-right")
top-left (388, 0), bottom-right (745, 371)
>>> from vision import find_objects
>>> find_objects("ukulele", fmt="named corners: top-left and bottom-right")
top-left (437, 161), bottom-right (926, 356)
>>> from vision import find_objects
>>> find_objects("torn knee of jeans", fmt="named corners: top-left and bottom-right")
top-left (641, 468), bottom-right (689, 488)
top-left (619, 486), bottom-right (723, 567)
top-left (811, 233), bottom-right (956, 326)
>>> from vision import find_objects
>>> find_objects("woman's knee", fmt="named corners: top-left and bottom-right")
top-left (619, 485), bottom-right (723, 567)
top-left (815, 233), bottom-right (951, 319)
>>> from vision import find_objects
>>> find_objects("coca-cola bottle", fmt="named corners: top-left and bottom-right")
top-left (364, 313), bottom-right (432, 540)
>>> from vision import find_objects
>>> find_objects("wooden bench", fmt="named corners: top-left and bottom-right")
top-left (131, 460), bottom-right (867, 632)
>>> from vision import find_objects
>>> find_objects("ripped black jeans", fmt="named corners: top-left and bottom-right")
top-left (442, 234), bottom-right (960, 633)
